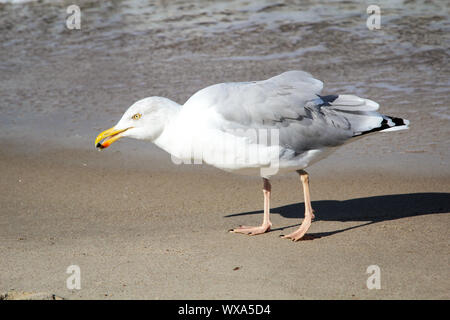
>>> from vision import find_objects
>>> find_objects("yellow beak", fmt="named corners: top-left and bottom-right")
top-left (95, 127), bottom-right (129, 149)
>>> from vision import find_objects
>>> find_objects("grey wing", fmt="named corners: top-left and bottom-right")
top-left (183, 71), bottom-right (355, 154)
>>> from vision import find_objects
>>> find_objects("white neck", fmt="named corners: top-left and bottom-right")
top-left (153, 105), bottom-right (194, 159)
top-left (159, 100), bottom-right (181, 127)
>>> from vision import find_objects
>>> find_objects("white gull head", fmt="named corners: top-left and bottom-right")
top-left (95, 97), bottom-right (180, 149)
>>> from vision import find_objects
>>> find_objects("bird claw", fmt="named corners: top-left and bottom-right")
top-left (281, 233), bottom-right (315, 241)
top-left (281, 234), bottom-right (302, 241)
top-left (229, 224), bottom-right (271, 236)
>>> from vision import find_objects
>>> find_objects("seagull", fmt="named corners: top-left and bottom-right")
top-left (95, 71), bottom-right (409, 241)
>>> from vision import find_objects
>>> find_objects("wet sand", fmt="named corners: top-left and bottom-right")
top-left (0, 141), bottom-right (449, 300)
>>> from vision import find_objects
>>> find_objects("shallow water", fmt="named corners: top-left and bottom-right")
top-left (0, 0), bottom-right (449, 171)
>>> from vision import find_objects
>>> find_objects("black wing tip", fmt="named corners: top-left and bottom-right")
top-left (316, 94), bottom-right (338, 107)
top-left (355, 115), bottom-right (408, 137)
top-left (388, 116), bottom-right (407, 127)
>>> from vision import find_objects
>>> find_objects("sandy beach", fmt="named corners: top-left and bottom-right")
top-left (0, 139), bottom-right (449, 300)
top-left (1, 0), bottom-right (449, 300)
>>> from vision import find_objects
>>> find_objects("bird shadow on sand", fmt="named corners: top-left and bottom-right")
top-left (225, 193), bottom-right (450, 240)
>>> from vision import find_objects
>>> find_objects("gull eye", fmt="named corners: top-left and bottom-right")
top-left (132, 113), bottom-right (142, 120)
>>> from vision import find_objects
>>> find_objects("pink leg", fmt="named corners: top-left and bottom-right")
top-left (282, 170), bottom-right (314, 241)
top-left (230, 178), bottom-right (272, 236)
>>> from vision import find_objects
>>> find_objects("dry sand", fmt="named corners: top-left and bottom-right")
top-left (0, 140), bottom-right (449, 300)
